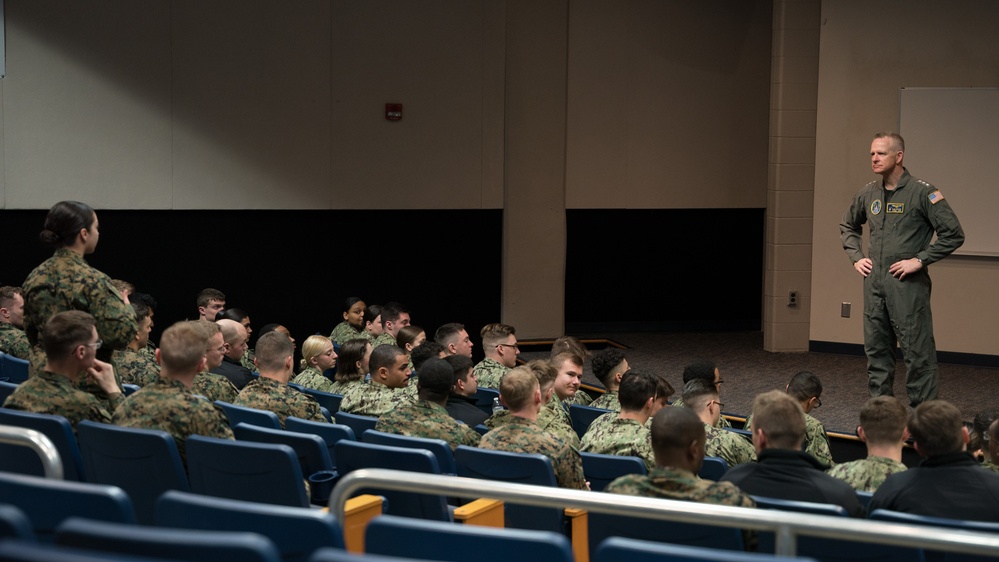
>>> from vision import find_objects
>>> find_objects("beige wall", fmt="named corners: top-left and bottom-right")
top-left (811, 0), bottom-right (999, 355)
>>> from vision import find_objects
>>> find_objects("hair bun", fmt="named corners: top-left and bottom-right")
top-left (39, 229), bottom-right (61, 246)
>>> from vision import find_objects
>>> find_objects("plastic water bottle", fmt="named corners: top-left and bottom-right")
top-left (492, 397), bottom-right (504, 414)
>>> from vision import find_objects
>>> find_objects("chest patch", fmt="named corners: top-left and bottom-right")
top-left (886, 202), bottom-right (904, 214)
top-left (870, 200), bottom-right (882, 215)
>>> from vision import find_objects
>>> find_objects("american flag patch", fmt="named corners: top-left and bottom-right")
top-left (928, 190), bottom-right (945, 204)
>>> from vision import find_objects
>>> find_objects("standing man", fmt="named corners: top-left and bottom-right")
top-left (196, 288), bottom-right (226, 321)
top-left (840, 132), bottom-right (964, 406)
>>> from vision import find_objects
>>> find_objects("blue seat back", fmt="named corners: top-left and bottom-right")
top-left (0, 504), bottom-right (34, 541)
top-left (55, 517), bottom-right (281, 562)
top-left (333, 440), bottom-right (449, 521)
top-left (0, 380), bottom-right (19, 403)
top-left (0, 352), bottom-right (30, 384)
top-left (75, 420), bottom-right (189, 525)
top-left (121, 384), bottom-right (141, 396)
top-left (0, 408), bottom-right (86, 481)
top-left (570, 404), bottom-right (612, 439)
top-left (366, 514), bottom-right (574, 562)
top-left (588, 510), bottom-right (745, 553)
top-left (871, 508), bottom-right (998, 562)
top-left (698, 456), bottom-right (728, 481)
top-left (453, 445), bottom-right (563, 533)
top-left (334, 411), bottom-right (378, 437)
top-left (0, 472), bottom-right (136, 542)
top-left (284, 417), bottom-right (355, 466)
top-left (300, 388), bottom-right (343, 415)
top-left (156, 490), bottom-right (344, 562)
top-left (0, 540), bottom-right (176, 562)
top-left (214, 401), bottom-right (282, 429)
top-left (362, 429), bottom-right (456, 475)
top-left (308, 547), bottom-right (432, 562)
top-left (472, 387), bottom-right (501, 415)
top-left (595, 536), bottom-right (818, 562)
top-left (233, 422), bottom-right (333, 476)
top-left (185, 435), bottom-right (309, 507)
top-left (580, 452), bottom-right (647, 492)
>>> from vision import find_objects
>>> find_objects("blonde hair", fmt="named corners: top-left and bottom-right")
top-left (300, 335), bottom-right (333, 370)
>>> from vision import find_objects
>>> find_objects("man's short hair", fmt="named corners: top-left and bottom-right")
top-left (551, 351), bottom-right (583, 372)
top-left (217, 308), bottom-right (249, 323)
top-left (417, 357), bottom-right (454, 401)
top-left (480, 323), bottom-right (516, 347)
top-left (0, 286), bottom-right (22, 310)
top-left (434, 323), bottom-right (466, 346)
top-left (111, 279), bottom-right (135, 296)
top-left (650, 407), bottom-right (705, 457)
top-left (682, 359), bottom-right (716, 384)
top-left (499, 366), bottom-right (538, 411)
top-left (908, 400), bottom-right (965, 458)
top-left (681, 378), bottom-right (718, 411)
top-left (131, 301), bottom-right (152, 323)
top-left (370, 344), bottom-right (406, 374)
top-left (859, 396), bottom-right (908, 445)
top-left (380, 302), bottom-right (409, 328)
top-left (874, 131), bottom-right (905, 152)
top-left (618, 370), bottom-right (659, 411)
top-left (129, 292), bottom-right (157, 312)
top-left (550, 336), bottom-right (590, 360)
top-left (159, 321), bottom-right (209, 372)
top-left (751, 390), bottom-right (806, 450)
top-left (787, 371), bottom-right (823, 402)
top-left (526, 359), bottom-right (558, 391)
top-left (591, 348), bottom-right (627, 386)
top-left (42, 310), bottom-right (96, 361)
top-left (254, 331), bottom-right (294, 372)
top-left (411, 340), bottom-right (445, 371)
top-left (197, 288), bottom-right (226, 308)
top-left (195, 319), bottom-right (222, 337)
top-left (444, 354), bottom-right (474, 383)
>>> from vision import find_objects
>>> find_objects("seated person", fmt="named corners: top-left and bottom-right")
top-left (329, 297), bottom-right (367, 346)
top-left (681, 379), bottom-right (756, 468)
top-left (210, 319), bottom-right (254, 390)
top-left (870, 400), bottom-right (999, 522)
top-left (473, 323), bottom-right (519, 389)
top-left (550, 336), bottom-right (593, 405)
top-left (112, 300), bottom-right (160, 387)
top-left (0, 285), bottom-right (30, 359)
top-left (375, 357), bottom-right (481, 450)
top-left (292, 335), bottom-right (338, 393)
top-left (339, 344), bottom-right (414, 416)
top-left (827, 396), bottom-right (908, 492)
top-left (581, 370), bottom-right (669, 471)
top-left (192, 320), bottom-right (239, 403)
top-left (217, 308), bottom-right (255, 370)
top-left (444, 354), bottom-right (489, 427)
top-left (984, 419), bottom-right (999, 474)
top-left (587, 348), bottom-right (630, 411)
top-left (486, 359), bottom-right (579, 449)
top-left (234, 331), bottom-right (327, 427)
top-left (671, 359), bottom-right (731, 429)
top-left (545, 352), bottom-right (584, 447)
top-left (4, 310), bottom-right (121, 427)
top-left (113, 321), bottom-right (234, 462)
top-left (787, 371), bottom-right (835, 467)
top-left (479, 366), bottom-right (587, 490)
top-left (361, 304), bottom-right (383, 342)
top-left (720, 390), bottom-right (862, 517)
top-left (371, 302), bottom-right (411, 347)
top-left (434, 322), bottom-right (473, 358)
top-left (327, 338), bottom-right (371, 395)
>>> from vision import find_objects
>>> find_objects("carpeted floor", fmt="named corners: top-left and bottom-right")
top-left (520, 331), bottom-right (998, 434)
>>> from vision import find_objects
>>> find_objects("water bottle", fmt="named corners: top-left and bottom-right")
top-left (492, 396), bottom-right (504, 414)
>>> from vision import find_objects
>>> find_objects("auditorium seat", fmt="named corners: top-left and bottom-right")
top-left (334, 412), bottom-right (378, 437)
top-left (570, 404), bottom-right (612, 439)
top-left (0, 408), bottom-right (86, 481)
top-left (580, 451), bottom-right (647, 492)
top-left (284, 417), bottom-right (356, 467)
top-left (595, 536), bottom-right (818, 562)
top-left (185, 435), bottom-right (310, 507)
top-left (362, 430), bottom-right (456, 475)
top-left (214, 400), bottom-right (282, 429)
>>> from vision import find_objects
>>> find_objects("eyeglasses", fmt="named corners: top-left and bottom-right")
top-left (84, 339), bottom-right (103, 350)
top-left (813, 397), bottom-right (823, 408)
top-left (709, 400), bottom-right (725, 409)
top-left (714, 379), bottom-right (724, 385)
top-left (496, 343), bottom-right (519, 351)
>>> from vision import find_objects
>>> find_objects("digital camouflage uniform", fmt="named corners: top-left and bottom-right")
top-left (705, 423), bottom-right (756, 468)
top-left (841, 169), bottom-right (964, 405)
top-left (480, 415), bottom-right (587, 490)
top-left (588, 391), bottom-right (619, 412)
top-left (328, 379), bottom-right (363, 396)
top-left (329, 322), bottom-right (365, 346)
top-left (401, 377), bottom-right (419, 400)
top-left (112, 348), bottom-right (161, 387)
top-left (234, 376), bottom-right (328, 427)
top-left (339, 379), bottom-right (414, 417)
top-left (826, 455), bottom-right (907, 493)
top-left (483, 408), bottom-right (512, 430)
top-left (193, 371), bottom-right (239, 403)
top-left (76, 370), bottom-right (125, 413)
top-left (292, 366), bottom-right (335, 393)
top-left (113, 378), bottom-right (234, 463)
top-left (982, 459), bottom-right (999, 474)
top-left (240, 349), bottom-right (256, 372)
top-left (22, 248), bottom-right (137, 374)
top-left (371, 333), bottom-right (396, 348)
top-left (539, 397), bottom-right (580, 449)
top-left (3, 370), bottom-right (115, 427)
top-left (580, 416), bottom-right (655, 471)
top-left (0, 323), bottom-right (31, 360)
top-left (804, 413), bottom-right (834, 467)
top-left (374, 399), bottom-right (481, 450)
top-left (472, 357), bottom-right (509, 390)
top-left (606, 466), bottom-right (757, 508)
top-left (571, 392), bottom-right (594, 406)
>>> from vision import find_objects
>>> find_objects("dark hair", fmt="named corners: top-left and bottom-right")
top-left (196, 288), bottom-right (226, 308)
top-left (40, 201), bottom-right (95, 248)
top-left (417, 357), bottom-right (454, 401)
top-left (682, 359), bottom-right (716, 384)
top-left (411, 340), bottom-right (445, 370)
top-left (681, 378), bottom-right (718, 410)
top-left (787, 371), bottom-right (822, 402)
top-left (397, 325), bottom-right (425, 350)
top-left (618, 370), bottom-right (659, 411)
top-left (591, 348), bottom-right (627, 386)
top-left (336, 338), bottom-right (370, 382)
top-left (380, 302), bottom-right (409, 328)
top-left (444, 354), bottom-right (474, 383)
top-left (217, 308), bottom-right (249, 323)
top-left (369, 344), bottom-right (407, 374)
top-left (128, 292), bottom-right (157, 311)
top-left (43, 310), bottom-right (96, 361)
top-left (343, 297), bottom-right (364, 312)
top-left (130, 301), bottom-right (152, 322)
top-left (434, 323), bottom-right (466, 346)
top-left (363, 304), bottom-right (382, 326)
top-left (909, 400), bottom-right (965, 457)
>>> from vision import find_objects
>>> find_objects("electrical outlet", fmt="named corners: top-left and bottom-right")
top-left (841, 302), bottom-right (851, 318)
top-left (788, 291), bottom-right (798, 307)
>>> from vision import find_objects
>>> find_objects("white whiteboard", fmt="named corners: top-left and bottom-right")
top-left (900, 87), bottom-right (999, 257)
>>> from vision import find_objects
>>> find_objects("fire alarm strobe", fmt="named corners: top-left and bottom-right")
top-left (385, 103), bottom-right (403, 121)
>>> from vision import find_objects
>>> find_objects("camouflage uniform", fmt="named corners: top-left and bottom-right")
top-left (328, 379), bottom-right (363, 396)
top-left (826, 456), bottom-right (907, 493)
top-left (480, 415), bottom-right (587, 490)
top-left (240, 349), bottom-right (256, 372)
top-left (473, 357), bottom-right (509, 390)
top-left (3, 370), bottom-right (115, 427)
top-left (371, 333), bottom-right (396, 348)
top-left (0, 323), bottom-right (31, 360)
top-left (76, 370), bottom-right (126, 413)
top-left (571, 392), bottom-right (594, 406)
top-left (112, 348), bottom-right (161, 387)
top-left (193, 371), bottom-right (239, 403)
top-left (982, 459), bottom-right (999, 474)
top-left (234, 376), bottom-right (328, 427)
top-left (705, 423), bottom-right (756, 468)
top-left (580, 416), bottom-right (655, 471)
top-left (483, 408), bottom-right (512, 430)
top-left (292, 366), bottom-right (335, 393)
top-left (329, 322), bottom-right (365, 346)
top-left (113, 378), bottom-right (234, 462)
top-left (22, 248), bottom-right (137, 373)
top-left (339, 379), bottom-right (414, 417)
top-left (540, 398), bottom-right (580, 449)
top-left (588, 391), bottom-right (619, 412)
top-left (374, 399), bottom-right (481, 450)
top-left (401, 377), bottom-right (419, 400)
top-left (804, 413), bottom-right (835, 467)
top-left (606, 466), bottom-right (757, 506)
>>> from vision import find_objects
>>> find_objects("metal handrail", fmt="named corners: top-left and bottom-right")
top-left (331, 468), bottom-right (999, 558)
top-left (0, 424), bottom-right (64, 479)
